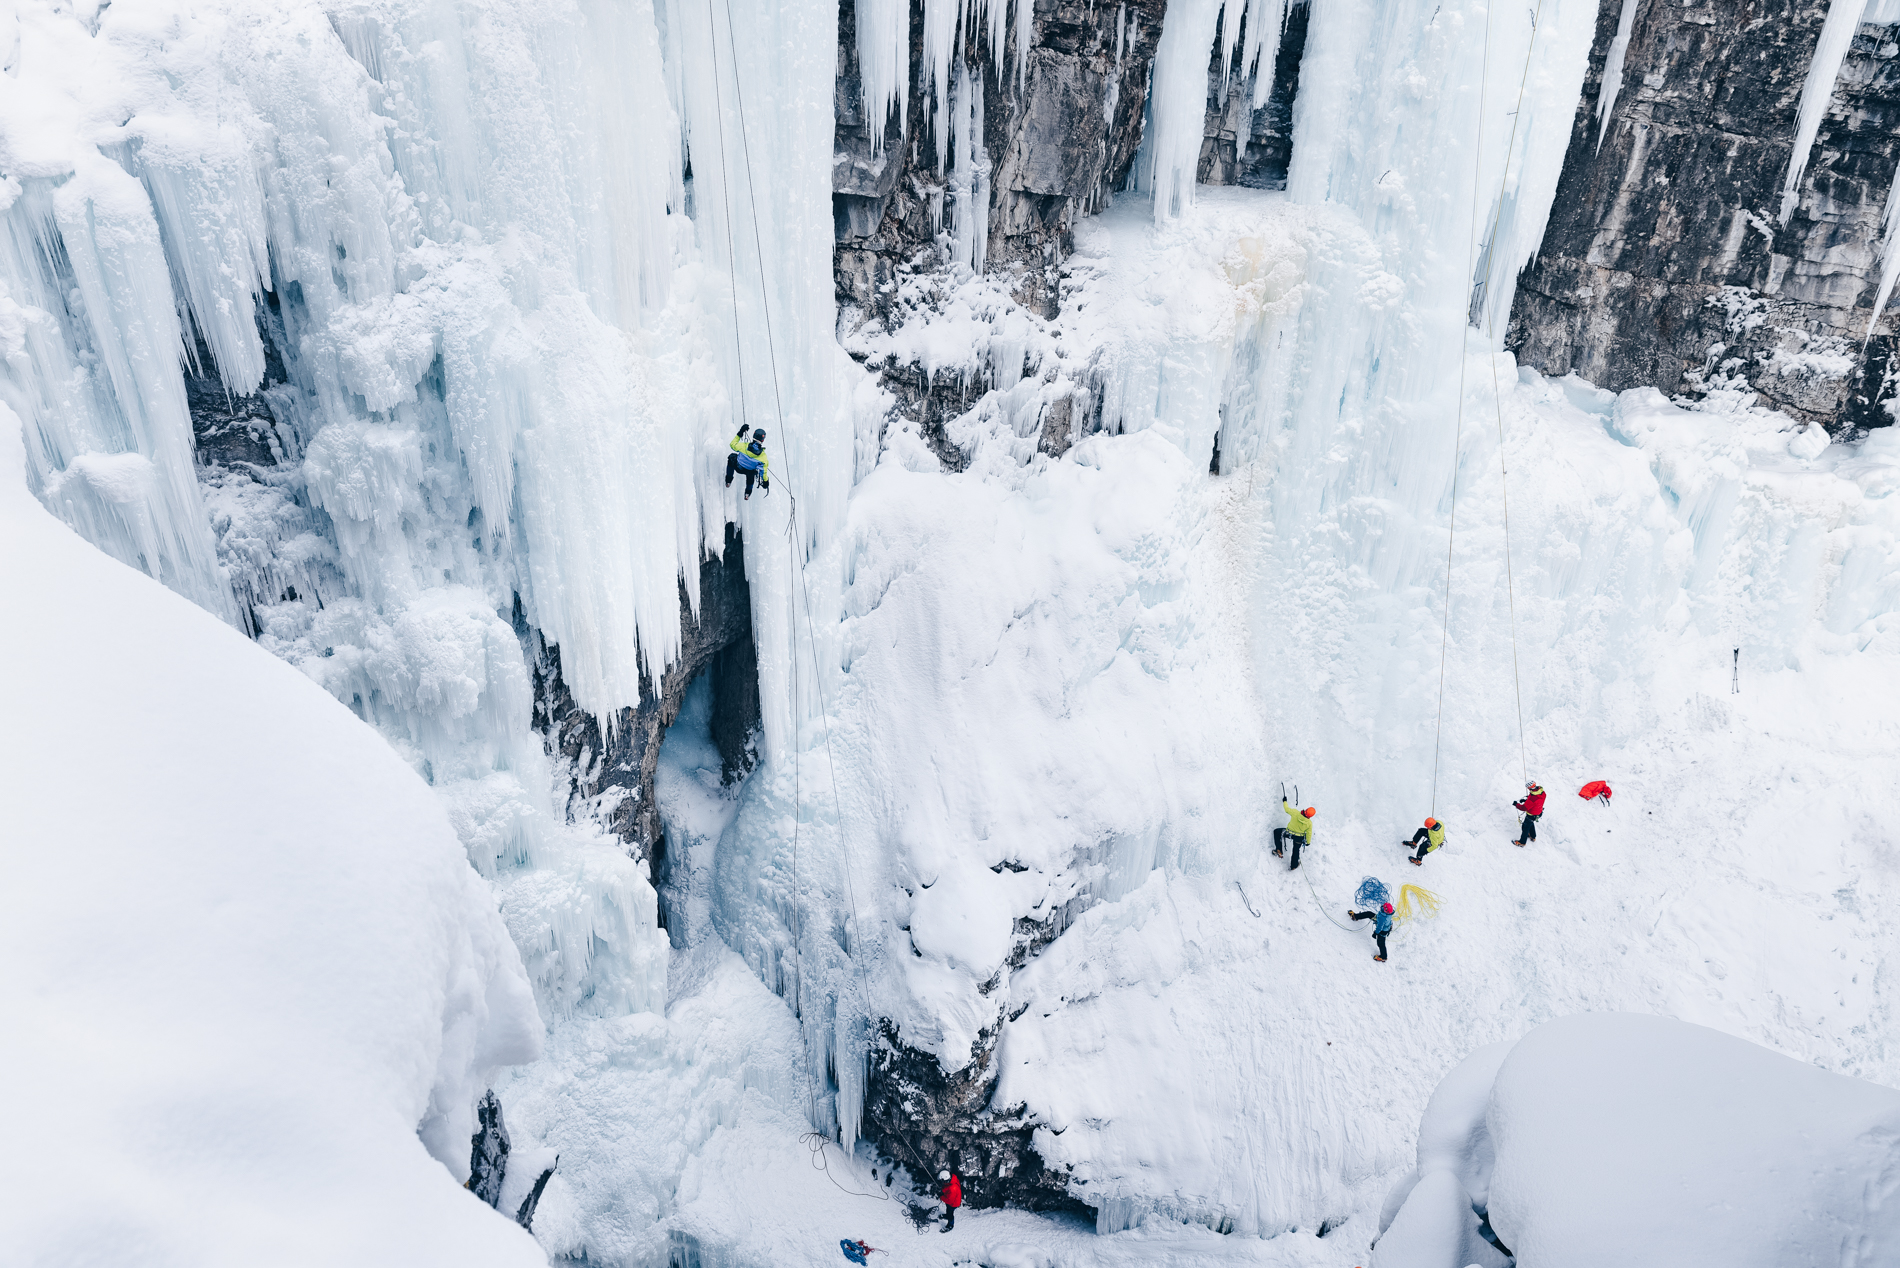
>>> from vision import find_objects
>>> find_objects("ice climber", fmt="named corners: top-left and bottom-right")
top-left (1350, 901), bottom-right (1394, 962)
top-left (1512, 781), bottom-right (1547, 846)
top-left (938, 1170), bottom-right (962, 1232)
top-left (725, 424), bottom-right (771, 498)
top-left (1403, 817), bottom-right (1445, 865)
top-left (1273, 801), bottom-right (1316, 870)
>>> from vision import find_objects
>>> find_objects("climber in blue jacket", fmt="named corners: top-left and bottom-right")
top-left (1349, 901), bottom-right (1394, 963)
top-left (725, 425), bottom-right (771, 498)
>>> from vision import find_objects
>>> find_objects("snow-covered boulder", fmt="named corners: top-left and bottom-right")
top-left (0, 409), bottom-right (546, 1265)
top-left (1377, 1014), bottom-right (1900, 1268)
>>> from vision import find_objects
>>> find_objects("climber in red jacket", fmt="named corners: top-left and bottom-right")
top-left (938, 1170), bottom-right (962, 1232)
top-left (1512, 781), bottom-right (1547, 846)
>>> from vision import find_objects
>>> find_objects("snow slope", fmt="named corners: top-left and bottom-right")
top-left (1379, 1014), bottom-right (1900, 1266)
top-left (0, 409), bottom-right (545, 1266)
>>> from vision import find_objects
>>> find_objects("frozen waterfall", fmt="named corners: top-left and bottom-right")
top-left (5, 0), bottom-right (1899, 1263)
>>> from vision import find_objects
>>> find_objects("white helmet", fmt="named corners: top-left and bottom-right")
top-left (939, 1170), bottom-right (950, 1181)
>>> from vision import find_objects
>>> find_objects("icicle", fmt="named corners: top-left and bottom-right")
top-left (1865, 162), bottom-right (1900, 339)
top-left (1780, 0), bottom-right (1869, 225)
top-left (856, 0), bottom-right (910, 152)
top-left (1138, 0), bottom-right (1229, 222)
top-left (1245, 0), bottom-right (1289, 111)
top-left (2, 167), bottom-right (239, 627)
top-left (1594, 0), bottom-right (1641, 153)
top-left (948, 59), bottom-right (991, 277)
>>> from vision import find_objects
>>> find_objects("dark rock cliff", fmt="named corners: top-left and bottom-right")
top-left (1508, 0), bottom-right (1900, 434)
top-left (1196, 2), bottom-right (1309, 189)
top-left (833, 0), bottom-right (1168, 329)
top-left (862, 1019), bottom-right (1091, 1216)
top-left (528, 524), bottom-right (760, 881)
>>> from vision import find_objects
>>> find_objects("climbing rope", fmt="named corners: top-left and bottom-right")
top-left (1431, 0), bottom-right (1540, 812)
top-left (710, 0), bottom-right (892, 1206)
top-left (1300, 863), bottom-right (1361, 934)
top-left (1476, 0), bottom-right (1545, 788)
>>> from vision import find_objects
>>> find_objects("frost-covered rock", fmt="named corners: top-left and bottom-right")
top-left (1378, 1015), bottom-right (1900, 1268)
top-left (0, 411), bottom-right (544, 1266)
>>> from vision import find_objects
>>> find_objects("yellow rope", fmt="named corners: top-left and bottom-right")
top-left (1393, 884), bottom-right (1444, 926)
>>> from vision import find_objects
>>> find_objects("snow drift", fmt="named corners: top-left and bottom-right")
top-left (0, 409), bottom-right (544, 1266)
top-left (1376, 1014), bottom-right (1900, 1267)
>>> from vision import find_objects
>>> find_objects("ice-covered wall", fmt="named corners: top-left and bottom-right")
top-left (0, 0), bottom-right (881, 1015)
top-left (0, 4), bottom-right (876, 1237)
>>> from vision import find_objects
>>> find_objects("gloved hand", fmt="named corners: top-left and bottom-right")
top-left (762, 484), bottom-right (771, 497)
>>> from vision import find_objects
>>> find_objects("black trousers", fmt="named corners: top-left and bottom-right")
top-left (725, 452), bottom-right (762, 494)
top-left (943, 1206), bottom-right (956, 1231)
top-left (1519, 812), bottom-right (1540, 843)
top-left (1407, 827), bottom-right (1435, 860)
top-left (1350, 910), bottom-right (1389, 958)
top-left (1273, 827), bottom-right (1306, 869)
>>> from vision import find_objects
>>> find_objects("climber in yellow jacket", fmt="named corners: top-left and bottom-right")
top-left (725, 425), bottom-right (771, 499)
top-left (1272, 800), bottom-right (1315, 871)
top-left (1403, 817), bottom-right (1445, 866)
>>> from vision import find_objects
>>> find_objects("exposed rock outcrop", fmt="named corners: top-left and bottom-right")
top-left (466, 1089), bottom-right (557, 1232)
top-left (862, 1020), bottom-right (1091, 1216)
top-left (833, 0), bottom-right (1168, 331)
top-left (529, 522), bottom-right (760, 879)
top-left (1508, 0), bottom-right (1900, 433)
top-left (1197, 2), bottom-right (1309, 189)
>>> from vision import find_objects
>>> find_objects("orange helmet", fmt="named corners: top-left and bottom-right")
top-left (1302, 806), bottom-right (1316, 818)
top-left (1424, 818), bottom-right (1439, 829)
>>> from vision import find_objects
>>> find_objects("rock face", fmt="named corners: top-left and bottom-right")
top-left (466, 1089), bottom-right (558, 1232)
top-left (833, 0), bottom-right (1168, 330)
top-left (468, 1089), bottom-right (512, 1208)
top-left (1508, 0), bottom-right (1900, 434)
top-left (862, 1020), bottom-right (1090, 1216)
top-left (1197, 2), bottom-right (1309, 189)
top-left (529, 523), bottom-right (760, 878)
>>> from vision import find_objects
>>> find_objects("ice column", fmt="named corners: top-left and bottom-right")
top-left (1781, 0), bottom-right (1870, 224)
top-left (1594, 0), bottom-right (1642, 152)
top-left (1, 165), bottom-right (239, 626)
